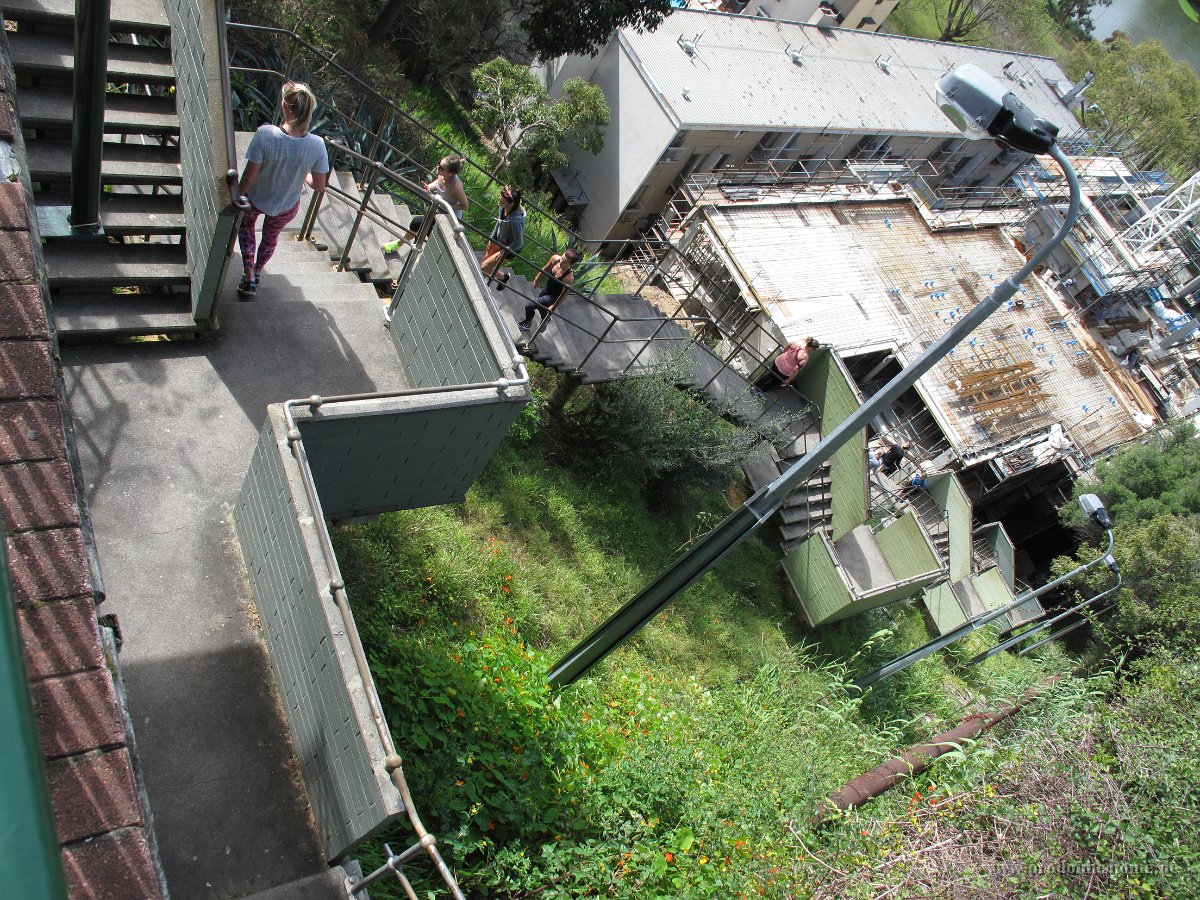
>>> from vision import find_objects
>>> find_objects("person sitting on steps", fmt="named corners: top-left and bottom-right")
top-left (517, 248), bottom-right (583, 333)
top-left (404, 155), bottom-right (469, 240)
top-left (754, 337), bottom-right (819, 392)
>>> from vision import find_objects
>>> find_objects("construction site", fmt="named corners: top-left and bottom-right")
top-left (627, 151), bottom-right (1200, 581)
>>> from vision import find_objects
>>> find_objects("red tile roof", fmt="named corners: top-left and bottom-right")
top-left (0, 63), bottom-right (164, 898)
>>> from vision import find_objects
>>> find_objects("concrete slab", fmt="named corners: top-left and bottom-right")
top-left (61, 254), bottom-right (407, 897)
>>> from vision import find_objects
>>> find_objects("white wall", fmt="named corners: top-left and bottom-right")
top-left (556, 38), bottom-right (679, 242)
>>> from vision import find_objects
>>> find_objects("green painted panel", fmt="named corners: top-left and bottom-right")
top-left (164, 0), bottom-right (222, 319)
top-left (781, 533), bottom-right (853, 626)
top-left (791, 350), bottom-right (866, 541)
top-left (971, 566), bottom-right (1013, 610)
top-left (837, 580), bottom-right (929, 621)
top-left (874, 511), bottom-right (939, 581)
top-left (927, 474), bottom-right (972, 583)
top-left (388, 226), bottom-right (499, 386)
top-left (235, 417), bottom-right (402, 859)
top-left (979, 523), bottom-right (1016, 590)
top-left (300, 396), bottom-right (526, 520)
top-left (0, 542), bottom-right (68, 899)
top-left (923, 581), bottom-right (968, 634)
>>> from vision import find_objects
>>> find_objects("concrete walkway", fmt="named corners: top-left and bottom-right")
top-left (62, 242), bottom-right (401, 899)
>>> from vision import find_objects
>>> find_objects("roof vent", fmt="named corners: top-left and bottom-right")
top-left (678, 33), bottom-right (702, 57)
top-left (876, 55), bottom-right (894, 74)
top-left (786, 45), bottom-right (805, 66)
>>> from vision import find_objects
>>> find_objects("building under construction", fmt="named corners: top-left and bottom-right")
top-left (632, 147), bottom-right (1200, 630)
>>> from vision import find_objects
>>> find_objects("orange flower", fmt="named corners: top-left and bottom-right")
top-left (664, 852), bottom-right (674, 864)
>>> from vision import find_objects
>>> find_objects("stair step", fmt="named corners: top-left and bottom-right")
top-left (50, 293), bottom-right (198, 340)
top-left (7, 32), bottom-right (175, 85)
top-left (19, 88), bottom-right (179, 135)
top-left (28, 140), bottom-right (181, 186)
top-left (43, 243), bottom-right (188, 288)
top-left (37, 192), bottom-right (185, 235)
top-left (1, 0), bottom-right (170, 33)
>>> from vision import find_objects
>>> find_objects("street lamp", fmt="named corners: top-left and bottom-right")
top-left (853, 495), bottom-right (1116, 689)
top-left (548, 65), bottom-right (1084, 689)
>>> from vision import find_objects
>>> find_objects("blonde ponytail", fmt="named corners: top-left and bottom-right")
top-left (281, 81), bottom-right (316, 134)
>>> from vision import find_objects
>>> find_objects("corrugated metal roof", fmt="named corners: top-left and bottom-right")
top-left (623, 10), bottom-right (1082, 139)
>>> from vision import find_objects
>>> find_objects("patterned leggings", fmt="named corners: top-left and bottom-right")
top-left (238, 199), bottom-right (300, 278)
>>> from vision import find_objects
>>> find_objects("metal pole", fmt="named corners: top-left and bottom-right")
top-left (0, 544), bottom-right (69, 899)
top-left (966, 571), bottom-right (1121, 667)
top-left (548, 145), bottom-right (1083, 689)
top-left (1019, 604), bottom-right (1116, 656)
top-left (853, 529), bottom-right (1113, 690)
top-left (69, 0), bottom-right (110, 235)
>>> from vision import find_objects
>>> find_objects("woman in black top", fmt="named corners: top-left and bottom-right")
top-left (518, 248), bottom-right (583, 332)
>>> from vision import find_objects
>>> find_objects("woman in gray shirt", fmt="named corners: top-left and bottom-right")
top-left (236, 82), bottom-right (330, 297)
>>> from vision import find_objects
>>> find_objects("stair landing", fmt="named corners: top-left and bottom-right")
top-left (61, 251), bottom-right (399, 897)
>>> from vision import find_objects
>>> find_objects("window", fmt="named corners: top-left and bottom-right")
top-left (714, 153), bottom-right (732, 169)
top-left (625, 185), bottom-right (648, 212)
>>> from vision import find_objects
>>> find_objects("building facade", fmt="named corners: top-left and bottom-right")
top-left (544, 9), bottom-right (1084, 243)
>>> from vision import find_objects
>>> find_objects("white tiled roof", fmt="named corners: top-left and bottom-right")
top-left (623, 10), bottom-right (1082, 139)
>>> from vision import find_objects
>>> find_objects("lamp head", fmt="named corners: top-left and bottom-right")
top-left (936, 63), bottom-right (1060, 155)
top-left (1078, 493), bottom-right (1112, 529)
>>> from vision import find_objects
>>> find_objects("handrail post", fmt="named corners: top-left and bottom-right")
top-left (337, 165), bottom-right (381, 272)
top-left (69, 0), bottom-right (110, 235)
top-left (573, 314), bottom-right (619, 373)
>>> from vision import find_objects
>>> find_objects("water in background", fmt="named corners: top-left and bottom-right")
top-left (1089, 0), bottom-right (1200, 74)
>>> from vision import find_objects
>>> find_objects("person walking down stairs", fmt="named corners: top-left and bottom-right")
top-left (236, 82), bottom-right (330, 298)
top-left (518, 248), bottom-right (583, 333)
top-left (482, 186), bottom-right (525, 290)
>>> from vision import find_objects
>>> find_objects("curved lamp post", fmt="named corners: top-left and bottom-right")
top-left (549, 64), bottom-right (1083, 689)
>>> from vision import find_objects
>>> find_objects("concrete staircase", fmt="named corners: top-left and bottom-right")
top-left (5, 0), bottom-right (202, 340)
top-left (742, 412), bottom-right (835, 551)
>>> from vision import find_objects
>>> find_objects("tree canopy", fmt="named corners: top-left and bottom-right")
top-left (1061, 421), bottom-right (1200, 529)
top-left (470, 58), bottom-right (609, 178)
top-left (370, 0), bottom-right (674, 83)
top-left (1061, 33), bottom-right (1200, 178)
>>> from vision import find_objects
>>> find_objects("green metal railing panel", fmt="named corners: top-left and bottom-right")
top-left (923, 581), bottom-right (968, 634)
top-left (838, 580), bottom-right (930, 621)
top-left (971, 566), bottom-right (1013, 610)
top-left (927, 473), bottom-right (972, 583)
top-left (389, 224), bottom-right (500, 387)
top-left (978, 523), bottom-right (1016, 590)
top-left (781, 532), bottom-right (854, 626)
top-left (299, 397), bottom-right (525, 521)
top-left (165, 0), bottom-right (230, 322)
top-left (874, 511), bottom-right (939, 581)
top-left (791, 350), bottom-right (867, 541)
top-left (0, 543), bottom-right (70, 899)
top-left (234, 419), bottom-right (403, 860)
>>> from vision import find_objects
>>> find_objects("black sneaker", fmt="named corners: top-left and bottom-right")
top-left (495, 272), bottom-right (509, 292)
top-left (517, 320), bottom-right (531, 332)
top-left (237, 277), bottom-right (257, 298)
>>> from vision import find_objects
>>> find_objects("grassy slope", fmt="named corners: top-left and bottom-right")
top-left (332, 375), bottom-right (1068, 897)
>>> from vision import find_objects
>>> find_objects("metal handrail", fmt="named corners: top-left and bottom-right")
top-left (216, 0), bottom-right (250, 213)
top-left (301, 138), bottom-right (527, 369)
top-left (281, 382), bottom-right (533, 900)
top-left (225, 21), bottom-right (645, 283)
